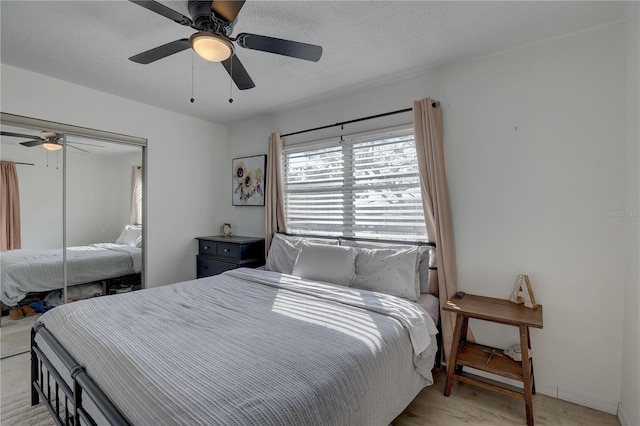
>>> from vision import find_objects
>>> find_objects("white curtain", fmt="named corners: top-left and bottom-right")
top-left (130, 166), bottom-right (142, 225)
top-left (413, 97), bottom-right (463, 362)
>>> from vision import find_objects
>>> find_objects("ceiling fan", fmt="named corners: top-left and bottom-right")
top-left (128, 0), bottom-right (323, 90)
top-left (0, 131), bottom-right (103, 153)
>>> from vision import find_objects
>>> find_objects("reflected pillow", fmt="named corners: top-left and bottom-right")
top-left (116, 225), bottom-right (142, 248)
top-left (292, 243), bottom-right (357, 286)
top-left (352, 246), bottom-right (421, 301)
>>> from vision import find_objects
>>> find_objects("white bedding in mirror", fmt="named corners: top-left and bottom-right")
top-left (1, 243), bottom-right (141, 306)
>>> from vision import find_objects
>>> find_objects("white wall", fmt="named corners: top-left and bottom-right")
top-left (223, 114), bottom-right (274, 237)
top-left (1, 64), bottom-right (228, 287)
top-left (0, 144), bottom-right (63, 248)
top-left (228, 23), bottom-right (631, 413)
top-left (619, 3), bottom-right (640, 426)
top-left (65, 151), bottom-right (141, 246)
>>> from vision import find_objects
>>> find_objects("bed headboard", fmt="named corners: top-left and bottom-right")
top-left (284, 233), bottom-right (435, 248)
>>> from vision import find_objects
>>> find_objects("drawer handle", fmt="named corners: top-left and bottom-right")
top-left (203, 246), bottom-right (209, 250)
top-left (223, 248), bottom-right (230, 253)
top-left (201, 266), bottom-right (208, 270)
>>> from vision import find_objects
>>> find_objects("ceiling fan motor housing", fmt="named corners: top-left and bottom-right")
top-left (188, 1), bottom-right (233, 35)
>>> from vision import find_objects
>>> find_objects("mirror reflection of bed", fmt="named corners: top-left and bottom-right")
top-left (0, 123), bottom-right (144, 334)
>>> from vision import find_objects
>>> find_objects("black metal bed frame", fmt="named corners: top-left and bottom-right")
top-left (30, 235), bottom-right (440, 425)
top-left (30, 322), bottom-right (131, 426)
top-left (283, 232), bottom-right (436, 247)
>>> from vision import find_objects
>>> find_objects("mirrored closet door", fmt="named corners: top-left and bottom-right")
top-left (63, 132), bottom-right (144, 303)
top-left (0, 113), bottom-right (146, 339)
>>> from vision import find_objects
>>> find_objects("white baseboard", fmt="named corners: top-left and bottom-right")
top-left (556, 387), bottom-right (618, 415)
top-left (618, 402), bottom-right (631, 426)
top-left (451, 367), bottom-right (618, 415)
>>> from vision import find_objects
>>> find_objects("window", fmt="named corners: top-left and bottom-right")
top-left (283, 127), bottom-right (427, 241)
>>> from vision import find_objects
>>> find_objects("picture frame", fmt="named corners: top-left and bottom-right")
top-left (232, 155), bottom-right (266, 206)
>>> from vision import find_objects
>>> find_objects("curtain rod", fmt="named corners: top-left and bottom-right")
top-left (281, 102), bottom-right (440, 138)
top-left (10, 161), bottom-right (35, 166)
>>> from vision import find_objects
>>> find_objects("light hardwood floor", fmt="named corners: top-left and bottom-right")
top-left (395, 368), bottom-right (620, 425)
top-left (0, 352), bottom-right (620, 426)
top-left (1, 313), bottom-right (41, 359)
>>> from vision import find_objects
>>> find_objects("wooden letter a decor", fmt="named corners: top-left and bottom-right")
top-left (509, 274), bottom-right (537, 309)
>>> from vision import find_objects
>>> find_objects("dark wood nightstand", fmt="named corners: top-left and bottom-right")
top-left (195, 235), bottom-right (265, 278)
top-left (443, 294), bottom-right (543, 426)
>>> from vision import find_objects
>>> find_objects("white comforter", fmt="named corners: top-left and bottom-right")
top-left (37, 268), bottom-right (438, 426)
top-left (1, 243), bottom-right (141, 306)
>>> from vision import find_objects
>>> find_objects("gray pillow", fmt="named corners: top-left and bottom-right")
top-left (265, 233), bottom-right (338, 275)
top-left (352, 246), bottom-right (421, 301)
top-left (292, 243), bottom-right (357, 286)
top-left (339, 240), bottom-right (435, 294)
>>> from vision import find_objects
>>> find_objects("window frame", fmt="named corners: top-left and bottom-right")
top-left (282, 125), bottom-right (428, 242)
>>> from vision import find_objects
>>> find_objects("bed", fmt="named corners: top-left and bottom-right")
top-left (1, 225), bottom-right (142, 308)
top-left (30, 234), bottom-right (439, 426)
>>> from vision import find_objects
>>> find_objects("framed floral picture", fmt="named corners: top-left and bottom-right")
top-left (232, 155), bottom-right (266, 206)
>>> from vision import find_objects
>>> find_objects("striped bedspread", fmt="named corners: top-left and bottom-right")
top-left (37, 268), bottom-right (438, 426)
top-left (1, 243), bottom-right (141, 306)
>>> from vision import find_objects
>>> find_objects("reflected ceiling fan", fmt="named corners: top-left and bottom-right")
top-left (0, 131), bottom-right (104, 153)
top-left (128, 0), bottom-right (323, 90)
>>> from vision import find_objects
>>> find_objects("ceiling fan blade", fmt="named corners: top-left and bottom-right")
top-left (1, 131), bottom-right (39, 139)
top-left (129, 39), bottom-right (191, 64)
top-left (221, 54), bottom-right (255, 90)
top-left (68, 141), bottom-right (105, 148)
top-left (236, 33), bottom-right (322, 62)
top-left (211, 0), bottom-right (246, 23)
top-left (129, 0), bottom-right (193, 26)
top-left (19, 139), bottom-right (44, 147)
top-left (67, 144), bottom-right (90, 153)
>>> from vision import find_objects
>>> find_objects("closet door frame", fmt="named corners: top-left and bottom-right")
top-left (0, 112), bottom-right (148, 298)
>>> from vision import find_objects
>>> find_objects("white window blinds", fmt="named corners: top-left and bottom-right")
top-left (283, 128), bottom-right (427, 241)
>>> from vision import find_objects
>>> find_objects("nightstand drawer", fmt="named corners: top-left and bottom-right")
top-left (199, 240), bottom-right (217, 256)
top-left (216, 242), bottom-right (240, 259)
top-left (195, 235), bottom-right (266, 278)
top-left (197, 256), bottom-right (237, 278)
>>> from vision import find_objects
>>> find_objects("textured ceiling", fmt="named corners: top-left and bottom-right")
top-left (0, 1), bottom-right (627, 125)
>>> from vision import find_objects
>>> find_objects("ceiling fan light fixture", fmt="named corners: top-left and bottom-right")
top-left (190, 32), bottom-right (233, 62)
top-left (42, 140), bottom-right (62, 151)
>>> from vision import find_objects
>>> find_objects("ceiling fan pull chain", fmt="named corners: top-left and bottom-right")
top-left (228, 54), bottom-right (234, 104)
top-left (190, 51), bottom-right (195, 103)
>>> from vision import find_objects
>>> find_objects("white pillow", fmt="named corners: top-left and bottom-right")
top-left (115, 227), bottom-right (128, 244)
top-left (292, 243), bottom-right (357, 287)
top-left (265, 233), bottom-right (338, 274)
top-left (115, 225), bottom-right (141, 248)
top-left (352, 246), bottom-right (421, 301)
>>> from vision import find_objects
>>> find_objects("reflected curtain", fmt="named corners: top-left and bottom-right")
top-left (130, 166), bottom-right (142, 225)
top-left (413, 98), bottom-right (460, 362)
top-left (265, 132), bottom-right (287, 257)
top-left (1, 161), bottom-right (21, 251)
